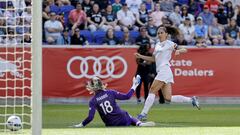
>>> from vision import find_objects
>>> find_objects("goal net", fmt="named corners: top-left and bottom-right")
top-left (0, 0), bottom-right (41, 134)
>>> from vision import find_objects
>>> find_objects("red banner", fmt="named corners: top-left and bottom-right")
top-left (43, 47), bottom-right (137, 97)
top-left (172, 48), bottom-right (240, 97)
top-left (42, 47), bottom-right (240, 97)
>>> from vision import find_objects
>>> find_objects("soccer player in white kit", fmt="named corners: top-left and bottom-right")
top-left (135, 26), bottom-right (200, 121)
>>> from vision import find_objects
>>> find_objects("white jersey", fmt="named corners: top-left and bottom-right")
top-left (153, 40), bottom-right (176, 72)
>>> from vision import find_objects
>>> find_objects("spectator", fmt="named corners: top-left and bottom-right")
top-left (6, 28), bottom-right (17, 45)
top-left (169, 5), bottom-right (182, 27)
top-left (194, 16), bottom-right (211, 44)
top-left (57, 28), bottom-right (71, 45)
top-left (104, 4), bottom-right (121, 31)
top-left (94, 0), bottom-right (110, 12)
top-left (25, 0), bottom-right (32, 7)
top-left (136, 27), bottom-right (150, 46)
top-left (0, 18), bottom-right (6, 45)
top-left (125, 0), bottom-right (142, 15)
top-left (87, 3), bottom-right (108, 32)
top-left (42, 3), bottom-right (51, 42)
top-left (82, 0), bottom-right (93, 14)
top-left (121, 28), bottom-right (135, 45)
top-left (225, 18), bottom-right (240, 46)
top-left (70, 0), bottom-right (80, 8)
top-left (0, 18), bottom-right (6, 36)
top-left (16, 17), bottom-right (24, 34)
top-left (103, 28), bottom-right (121, 45)
top-left (236, 5), bottom-right (240, 27)
top-left (136, 3), bottom-right (149, 27)
top-left (178, 17), bottom-right (195, 45)
top-left (159, 0), bottom-right (175, 16)
top-left (176, 0), bottom-right (189, 6)
top-left (12, 0), bottom-right (26, 16)
top-left (180, 5), bottom-right (195, 25)
top-left (195, 36), bottom-right (208, 47)
top-left (0, 35), bottom-right (6, 45)
top-left (117, 3), bottom-right (138, 31)
top-left (188, 0), bottom-right (202, 17)
top-left (150, 3), bottom-right (165, 27)
top-left (225, 1), bottom-right (234, 20)
top-left (174, 33), bottom-right (188, 45)
top-left (44, 12), bottom-right (63, 44)
top-left (112, 0), bottom-right (122, 14)
top-left (145, 0), bottom-right (154, 13)
top-left (223, 0), bottom-right (240, 8)
top-left (0, 8), bottom-right (3, 17)
top-left (23, 33), bottom-right (32, 44)
top-left (208, 18), bottom-right (225, 45)
top-left (204, 0), bottom-right (221, 14)
top-left (71, 28), bottom-right (88, 45)
top-left (215, 4), bottom-right (228, 25)
top-left (4, 3), bottom-right (16, 26)
top-left (198, 5), bottom-right (215, 26)
top-left (69, 3), bottom-right (87, 30)
top-left (48, 0), bottom-right (60, 15)
top-left (146, 17), bottom-right (158, 43)
top-left (22, 6), bottom-right (32, 27)
top-left (59, 0), bottom-right (75, 28)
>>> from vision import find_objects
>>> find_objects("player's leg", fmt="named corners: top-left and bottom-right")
top-left (143, 76), bottom-right (149, 101)
top-left (135, 79), bottom-right (142, 103)
top-left (137, 79), bottom-right (164, 120)
top-left (162, 84), bottom-right (200, 109)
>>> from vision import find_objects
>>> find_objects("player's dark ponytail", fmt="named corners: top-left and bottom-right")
top-left (158, 25), bottom-right (180, 37)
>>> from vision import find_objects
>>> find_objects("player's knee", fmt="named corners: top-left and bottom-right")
top-left (164, 96), bottom-right (171, 102)
top-left (149, 88), bottom-right (158, 94)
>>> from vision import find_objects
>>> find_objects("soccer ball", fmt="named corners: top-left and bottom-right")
top-left (6, 115), bottom-right (22, 131)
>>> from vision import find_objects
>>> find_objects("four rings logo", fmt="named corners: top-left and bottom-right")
top-left (67, 56), bottom-right (128, 79)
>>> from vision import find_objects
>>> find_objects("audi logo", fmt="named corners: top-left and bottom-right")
top-left (67, 56), bottom-right (128, 79)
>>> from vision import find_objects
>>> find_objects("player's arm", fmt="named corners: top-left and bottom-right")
top-left (174, 44), bottom-right (187, 55)
top-left (114, 75), bottom-right (141, 100)
top-left (72, 100), bottom-right (96, 128)
top-left (135, 53), bottom-right (155, 62)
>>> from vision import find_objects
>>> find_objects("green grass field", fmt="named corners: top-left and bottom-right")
top-left (1, 104), bottom-right (240, 135)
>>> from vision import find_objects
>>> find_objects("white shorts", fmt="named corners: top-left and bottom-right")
top-left (155, 65), bottom-right (174, 84)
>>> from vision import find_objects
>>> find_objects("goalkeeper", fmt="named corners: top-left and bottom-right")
top-left (71, 75), bottom-right (155, 127)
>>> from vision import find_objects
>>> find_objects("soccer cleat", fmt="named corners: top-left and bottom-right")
top-left (192, 96), bottom-right (201, 110)
top-left (139, 121), bottom-right (156, 127)
top-left (137, 99), bottom-right (141, 104)
top-left (137, 113), bottom-right (147, 121)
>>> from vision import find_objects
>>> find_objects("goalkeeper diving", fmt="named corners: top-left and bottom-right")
top-left (71, 75), bottom-right (155, 127)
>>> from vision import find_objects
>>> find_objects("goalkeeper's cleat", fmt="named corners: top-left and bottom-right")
top-left (192, 96), bottom-right (200, 110)
top-left (139, 121), bottom-right (156, 127)
top-left (137, 113), bottom-right (147, 121)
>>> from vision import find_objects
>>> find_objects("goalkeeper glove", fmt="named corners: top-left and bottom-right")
top-left (131, 75), bottom-right (141, 90)
top-left (72, 122), bottom-right (84, 128)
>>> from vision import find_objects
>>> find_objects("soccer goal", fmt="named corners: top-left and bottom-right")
top-left (0, 0), bottom-right (42, 134)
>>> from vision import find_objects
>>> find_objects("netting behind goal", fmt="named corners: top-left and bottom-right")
top-left (0, 0), bottom-right (32, 133)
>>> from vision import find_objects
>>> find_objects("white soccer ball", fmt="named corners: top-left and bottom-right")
top-left (6, 115), bottom-right (22, 131)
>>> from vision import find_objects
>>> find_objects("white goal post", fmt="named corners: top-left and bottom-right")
top-left (32, 0), bottom-right (42, 135)
top-left (0, 0), bottom-right (42, 134)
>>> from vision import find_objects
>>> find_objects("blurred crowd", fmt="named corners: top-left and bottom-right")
top-left (0, 0), bottom-right (240, 46)
top-left (0, 0), bottom-right (32, 45)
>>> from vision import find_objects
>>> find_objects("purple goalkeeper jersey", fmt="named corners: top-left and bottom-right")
top-left (82, 89), bottom-right (135, 126)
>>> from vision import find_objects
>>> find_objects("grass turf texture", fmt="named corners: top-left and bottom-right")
top-left (1, 104), bottom-right (240, 135)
